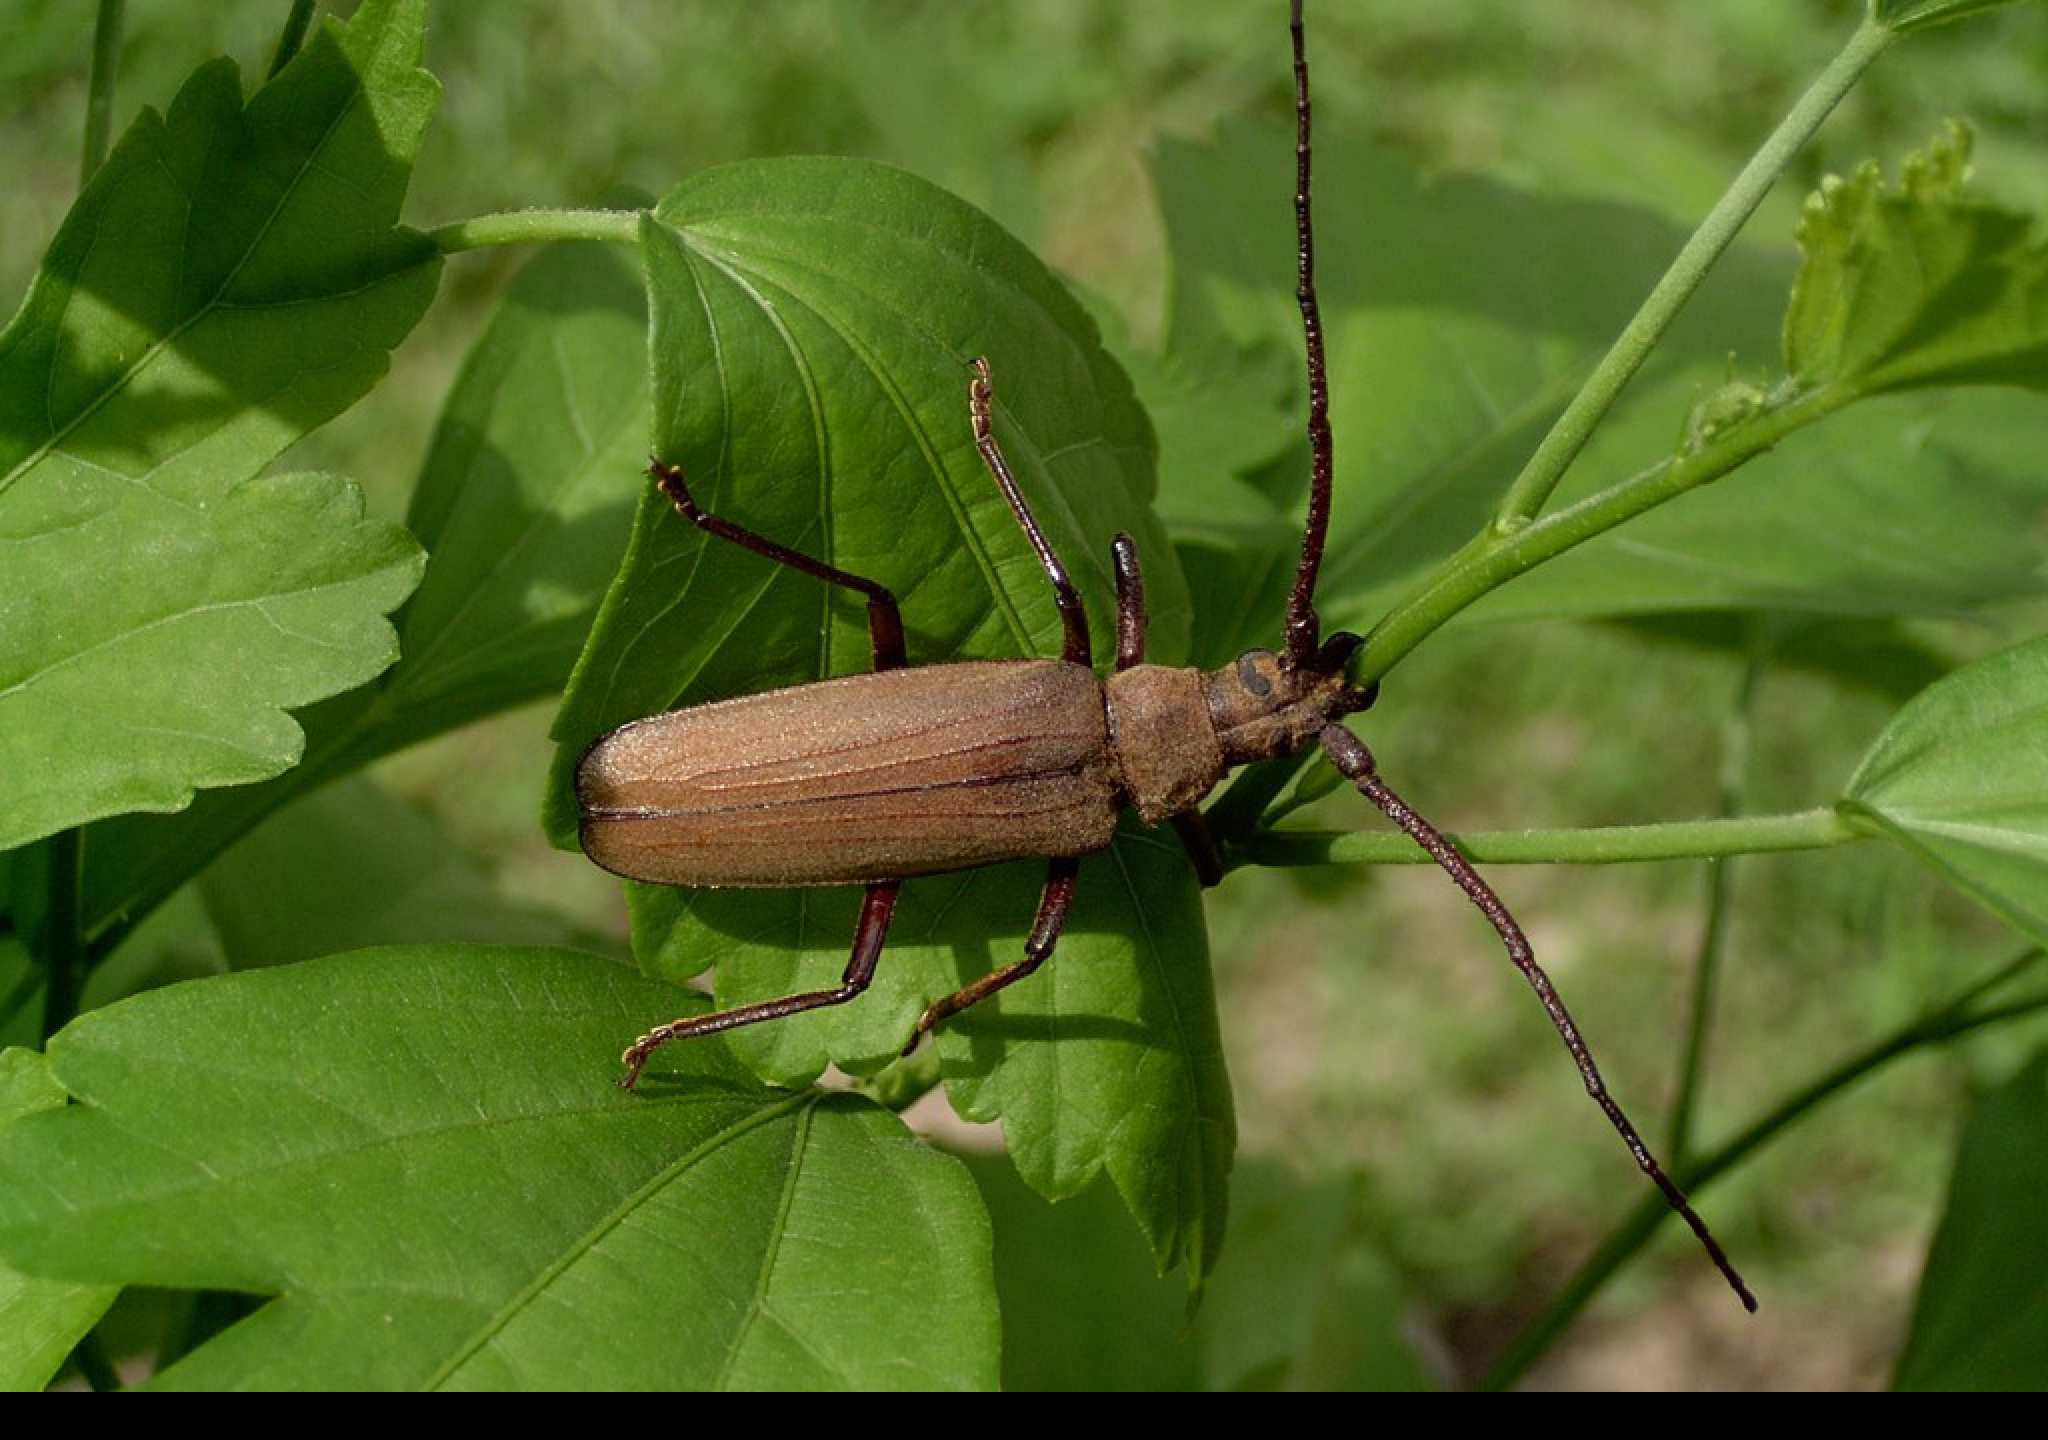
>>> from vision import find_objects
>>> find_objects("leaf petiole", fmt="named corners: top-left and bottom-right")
top-left (269, 0), bottom-right (317, 79)
top-left (1243, 807), bottom-right (1863, 871)
top-left (80, 0), bottom-right (124, 188)
top-left (1668, 626), bottom-right (1772, 1165)
top-left (431, 209), bottom-right (643, 254)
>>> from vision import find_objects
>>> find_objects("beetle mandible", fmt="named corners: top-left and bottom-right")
top-left (576, 0), bottom-right (1755, 1310)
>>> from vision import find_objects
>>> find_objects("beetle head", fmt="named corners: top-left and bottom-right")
top-left (1203, 637), bottom-right (1376, 768)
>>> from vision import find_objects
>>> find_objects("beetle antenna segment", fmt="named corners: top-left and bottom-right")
top-left (967, 358), bottom-right (1093, 668)
top-left (1319, 724), bottom-right (1759, 1313)
top-left (1284, 0), bottom-right (1334, 672)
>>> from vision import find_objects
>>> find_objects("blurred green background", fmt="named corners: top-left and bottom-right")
top-left (6, 0), bottom-right (2048, 1390)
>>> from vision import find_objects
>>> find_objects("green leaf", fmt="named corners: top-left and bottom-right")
top-left (1153, 122), bottom-right (1784, 653)
top-left (545, 159), bottom-right (1184, 839)
top-left (198, 778), bottom-right (598, 971)
top-left (0, 1048), bottom-right (117, 1393)
top-left (0, 948), bottom-right (998, 1391)
top-left (79, 236), bottom-right (648, 952)
top-left (1155, 122), bottom-right (2048, 643)
top-left (1192, 1165), bottom-right (1430, 1392)
top-left (1895, 1049), bottom-right (2048, 1390)
top-left (1844, 635), bottom-right (2048, 949)
top-left (1786, 122), bottom-right (2048, 395)
top-left (544, 160), bottom-right (1225, 1284)
top-left (1468, 386), bottom-right (2048, 624)
top-left (633, 824), bottom-right (1236, 1288)
top-left (973, 1161), bottom-right (1198, 1392)
top-left (1870, 0), bottom-right (2036, 35)
top-left (0, 0), bottom-right (439, 849)
top-left (379, 238), bottom-right (650, 741)
top-left (1107, 328), bottom-right (1302, 665)
top-left (976, 1157), bottom-right (1426, 1392)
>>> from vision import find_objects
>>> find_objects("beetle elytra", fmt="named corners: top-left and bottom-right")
top-left (577, 0), bottom-right (1755, 1311)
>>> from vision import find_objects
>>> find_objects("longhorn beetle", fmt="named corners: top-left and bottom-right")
top-left (577, 0), bottom-right (1756, 1310)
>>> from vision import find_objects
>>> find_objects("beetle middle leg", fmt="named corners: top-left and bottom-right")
top-left (619, 881), bottom-right (901, 1090)
top-left (647, 458), bottom-right (907, 672)
top-left (906, 855), bottom-right (1080, 1049)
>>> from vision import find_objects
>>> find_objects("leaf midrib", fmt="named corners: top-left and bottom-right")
top-left (680, 234), bottom-right (1050, 660)
top-left (423, 1089), bottom-right (814, 1390)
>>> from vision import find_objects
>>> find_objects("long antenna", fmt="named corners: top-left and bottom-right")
top-left (1284, 0), bottom-right (1335, 672)
top-left (1319, 726), bottom-right (1758, 1312)
top-left (1286, 0), bottom-right (1753, 1314)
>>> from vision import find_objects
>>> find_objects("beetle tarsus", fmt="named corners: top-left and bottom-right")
top-left (613, 883), bottom-right (902, 1093)
top-left (902, 856), bottom-right (1081, 1048)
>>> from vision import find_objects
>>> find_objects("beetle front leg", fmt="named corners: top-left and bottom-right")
top-left (620, 880), bottom-right (902, 1090)
top-left (906, 856), bottom-right (1080, 1050)
top-left (967, 359), bottom-right (1092, 667)
top-left (1111, 531), bottom-right (1147, 671)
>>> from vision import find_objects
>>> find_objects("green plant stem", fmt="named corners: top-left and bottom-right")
top-left (269, 0), bottom-right (318, 79)
top-left (1358, 384), bottom-right (1846, 684)
top-left (1491, 19), bottom-right (1893, 530)
top-left (1242, 806), bottom-right (1860, 871)
top-left (1670, 626), bottom-right (1770, 1164)
top-left (1220, 22), bottom-right (1894, 823)
top-left (80, 0), bottom-right (125, 189)
top-left (1224, 23), bottom-right (1892, 817)
top-left (40, 830), bottom-right (83, 1040)
top-left (1480, 948), bottom-right (2048, 1391)
top-left (431, 209), bottom-right (643, 254)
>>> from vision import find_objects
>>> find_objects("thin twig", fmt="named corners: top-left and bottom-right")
top-left (268, 0), bottom-right (318, 79)
top-left (1670, 624), bottom-right (1771, 1163)
top-left (80, 0), bottom-right (125, 188)
top-left (1480, 951), bottom-right (2048, 1390)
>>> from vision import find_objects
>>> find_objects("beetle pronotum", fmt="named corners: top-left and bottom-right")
top-left (577, 0), bottom-right (1755, 1310)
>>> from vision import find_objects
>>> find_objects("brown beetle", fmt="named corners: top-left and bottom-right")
top-left (578, 0), bottom-right (1754, 1310)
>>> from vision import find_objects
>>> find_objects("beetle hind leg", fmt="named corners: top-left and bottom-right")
top-left (906, 856), bottom-right (1079, 1051)
top-left (620, 881), bottom-right (901, 1090)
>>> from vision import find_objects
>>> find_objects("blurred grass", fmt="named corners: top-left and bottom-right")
top-left (6, 0), bottom-right (2048, 1390)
